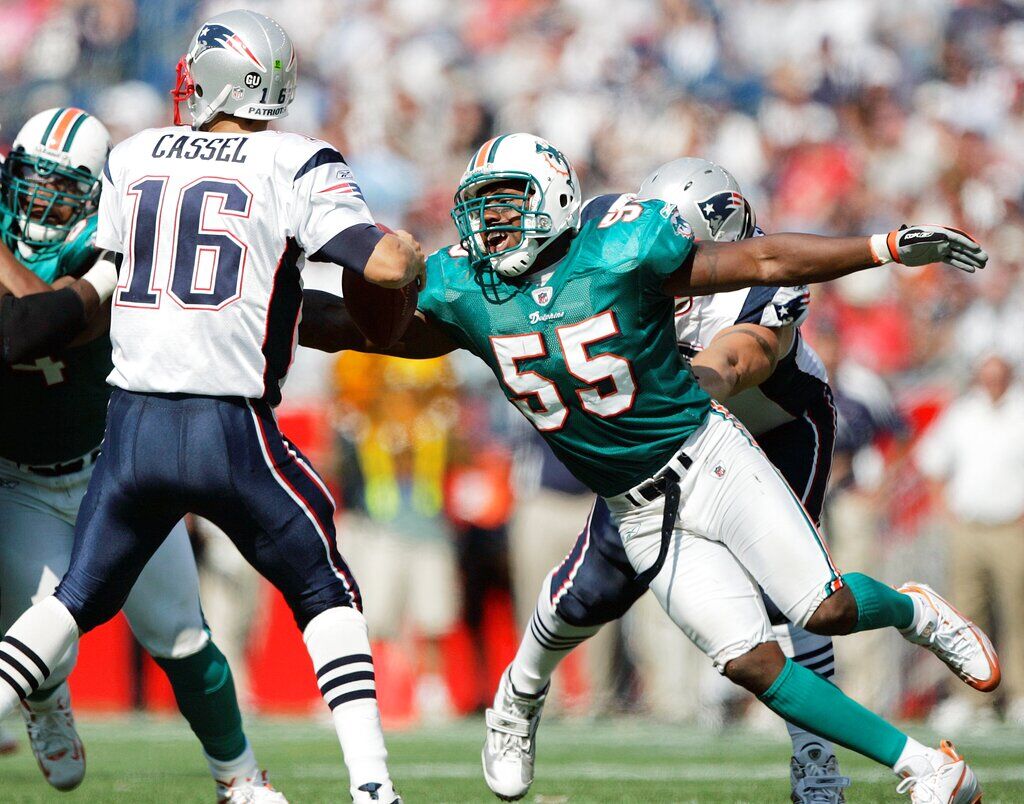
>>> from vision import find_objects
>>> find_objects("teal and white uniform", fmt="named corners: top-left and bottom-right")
top-left (419, 192), bottom-right (843, 673)
top-left (0, 213), bottom-right (210, 686)
top-left (420, 197), bottom-right (709, 497)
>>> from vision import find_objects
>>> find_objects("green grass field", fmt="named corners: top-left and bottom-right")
top-left (2, 716), bottom-right (1022, 802)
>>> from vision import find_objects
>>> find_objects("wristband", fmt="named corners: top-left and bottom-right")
top-left (869, 232), bottom-right (897, 266)
top-left (80, 258), bottom-right (119, 302)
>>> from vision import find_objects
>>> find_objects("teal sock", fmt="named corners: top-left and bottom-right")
top-left (844, 572), bottom-right (915, 632)
top-left (154, 640), bottom-right (247, 762)
top-left (759, 659), bottom-right (907, 767)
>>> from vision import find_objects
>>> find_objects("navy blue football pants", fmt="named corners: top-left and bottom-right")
top-left (56, 390), bottom-right (360, 633)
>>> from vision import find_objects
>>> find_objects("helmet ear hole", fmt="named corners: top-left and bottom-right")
top-left (559, 193), bottom-right (569, 207)
top-left (195, 84), bottom-right (204, 98)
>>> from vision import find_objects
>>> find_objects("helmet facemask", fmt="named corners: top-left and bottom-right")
top-left (0, 150), bottom-right (100, 252)
top-left (451, 172), bottom-right (556, 278)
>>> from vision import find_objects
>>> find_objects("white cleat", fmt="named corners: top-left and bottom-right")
top-left (20, 683), bottom-right (85, 791)
top-left (482, 668), bottom-right (547, 801)
top-left (352, 780), bottom-right (402, 803)
top-left (896, 741), bottom-right (981, 803)
top-left (790, 746), bottom-right (850, 803)
top-left (216, 770), bottom-right (289, 803)
top-left (898, 582), bottom-right (1000, 692)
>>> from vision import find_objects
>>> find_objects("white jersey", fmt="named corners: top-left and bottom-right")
top-left (97, 126), bottom-right (378, 404)
top-left (675, 284), bottom-right (828, 436)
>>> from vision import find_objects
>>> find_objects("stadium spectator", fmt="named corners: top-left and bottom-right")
top-left (916, 353), bottom-right (1024, 727)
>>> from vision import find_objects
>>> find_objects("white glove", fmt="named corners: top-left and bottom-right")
top-left (870, 225), bottom-right (987, 273)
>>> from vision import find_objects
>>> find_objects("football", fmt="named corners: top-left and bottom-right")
top-left (341, 223), bottom-right (420, 348)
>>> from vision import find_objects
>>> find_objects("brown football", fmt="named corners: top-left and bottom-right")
top-left (341, 223), bottom-right (419, 348)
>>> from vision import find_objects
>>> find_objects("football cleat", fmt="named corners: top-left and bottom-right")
top-left (20, 683), bottom-right (85, 791)
top-left (790, 748), bottom-right (850, 803)
top-left (482, 667), bottom-right (548, 801)
top-left (898, 583), bottom-right (1000, 692)
top-left (353, 780), bottom-right (402, 803)
top-left (895, 741), bottom-right (981, 803)
top-left (216, 770), bottom-right (289, 803)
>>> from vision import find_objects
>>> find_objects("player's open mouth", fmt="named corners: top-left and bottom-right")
top-left (485, 230), bottom-right (517, 253)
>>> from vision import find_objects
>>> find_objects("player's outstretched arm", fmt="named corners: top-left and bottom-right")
top-left (664, 225), bottom-right (987, 297)
top-left (0, 255), bottom-right (117, 364)
top-left (299, 289), bottom-right (457, 359)
top-left (690, 323), bottom-right (793, 401)
top-left (363, 229), bottom-right (426, 289)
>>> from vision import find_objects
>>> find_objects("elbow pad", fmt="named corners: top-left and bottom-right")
top-left (1, 288), bottom-right (85, 365)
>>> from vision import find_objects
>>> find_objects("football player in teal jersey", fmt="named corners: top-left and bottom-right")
top-left (0, 108), bottom-right (285, 802)
top-left (303, 132), bottom-right (995, 803)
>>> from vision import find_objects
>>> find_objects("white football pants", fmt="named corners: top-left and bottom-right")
top-left (0, 457), bottom-right (209, 690)
top-left (604, 404), bottom-right (842, 672)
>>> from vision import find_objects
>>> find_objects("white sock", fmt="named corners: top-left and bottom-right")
top-left (206, 739), bottom-right (259, 784)
top-left (0, 597), bottom-right (79, 718)
top-left (893, 737), bottom-right (942, 777)
top-left (303, 607), bottom-right (389, 798)
top-left (775, 623), bottom-right (838, 760)
top-left (509, 576), bottom-right (601, 696)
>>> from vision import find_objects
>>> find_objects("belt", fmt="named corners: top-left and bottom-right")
top-left (19, 448), bottom-right (101, 478)
top-left (617, 446), bottom-right (693, 587)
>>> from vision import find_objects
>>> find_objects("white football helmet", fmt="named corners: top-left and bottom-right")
top-left (452, 133), bottom-right (581, 277)
top-left (639, 157), bottom-right (756, 242)
top-left (172, 10), bottom-right (297, 129)
top-left (0, 107), bottom-right (111, 251)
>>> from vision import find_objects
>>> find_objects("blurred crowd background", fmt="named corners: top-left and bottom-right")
top-left (2, 0), bottom-right (1023, 734)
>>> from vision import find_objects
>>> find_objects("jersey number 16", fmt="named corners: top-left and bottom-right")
top-left (117, 177), bottom-right (251, 310)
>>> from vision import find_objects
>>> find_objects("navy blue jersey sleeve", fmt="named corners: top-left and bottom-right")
top-left (734, 285), bottom-right (811, 328)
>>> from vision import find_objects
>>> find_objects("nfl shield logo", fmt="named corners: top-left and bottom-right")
top-left (532, 286), bottom-right (553, 307)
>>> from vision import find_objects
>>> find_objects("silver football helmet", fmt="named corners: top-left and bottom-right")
top-left (638, 157), bottom-right (756, 242)
top-left (172, 10), bottom-right (297, 129)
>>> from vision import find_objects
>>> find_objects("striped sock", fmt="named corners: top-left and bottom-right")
top-left (304, 607), bottom-right (389, 798)
top-left (774, 623), bottom-right (838, 759)
top-left (509, 578), bottom-right (601, 696)
top-left (0, 597), bottom-right (78, 718)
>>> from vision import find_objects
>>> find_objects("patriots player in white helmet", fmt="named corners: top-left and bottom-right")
top-left (0, 107), bottom-right (285, 802)
top-left (0, 10), bottom-right (420, 803)
top-left (647, 158), bottom-right (846, 801)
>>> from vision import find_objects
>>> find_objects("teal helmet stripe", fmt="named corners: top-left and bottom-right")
top-left (63, 112), bottom-right (89, 152)
top-left (40, 108), bottom-right (66, 147)
top-left (486, 134), bottom-right (509, 164)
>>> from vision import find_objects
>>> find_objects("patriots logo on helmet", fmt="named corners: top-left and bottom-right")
top-left (193, 24), bottom-right (267, 71)
top-left (696, 191), bottom-right (747, 239)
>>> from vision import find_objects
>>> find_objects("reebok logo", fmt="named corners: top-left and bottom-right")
top-left (901, 230), bottom-right (942, 242)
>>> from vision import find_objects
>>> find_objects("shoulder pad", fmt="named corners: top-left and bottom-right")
top-left (580, 193), bottom-right (625, 225)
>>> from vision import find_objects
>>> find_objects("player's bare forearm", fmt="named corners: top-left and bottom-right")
top-left (666, 235), bottom-right (875, 296)
top-left (363, 230), bottom-right (426, 289)
top-left (0, 238), bottom-right (51, 297)
top-left (691, 324), bottom-right (785, 400)
top-left (299, 290), bottom-right (456, 358)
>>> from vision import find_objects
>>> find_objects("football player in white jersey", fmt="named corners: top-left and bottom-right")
top-left (0, 106), bottom-right (295, 801)
top-left (0, 11), bottom-right (421, 803)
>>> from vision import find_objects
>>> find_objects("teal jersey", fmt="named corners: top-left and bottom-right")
top-left (0, 214), bottom-right (110, 465)
top-left (0, 214), bottom-right (99, 283)
top-left (419, 195), bottom-right (711, 497)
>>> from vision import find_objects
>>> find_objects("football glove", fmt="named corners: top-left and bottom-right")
top-left (870, 225), bottom-right (987, 273)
